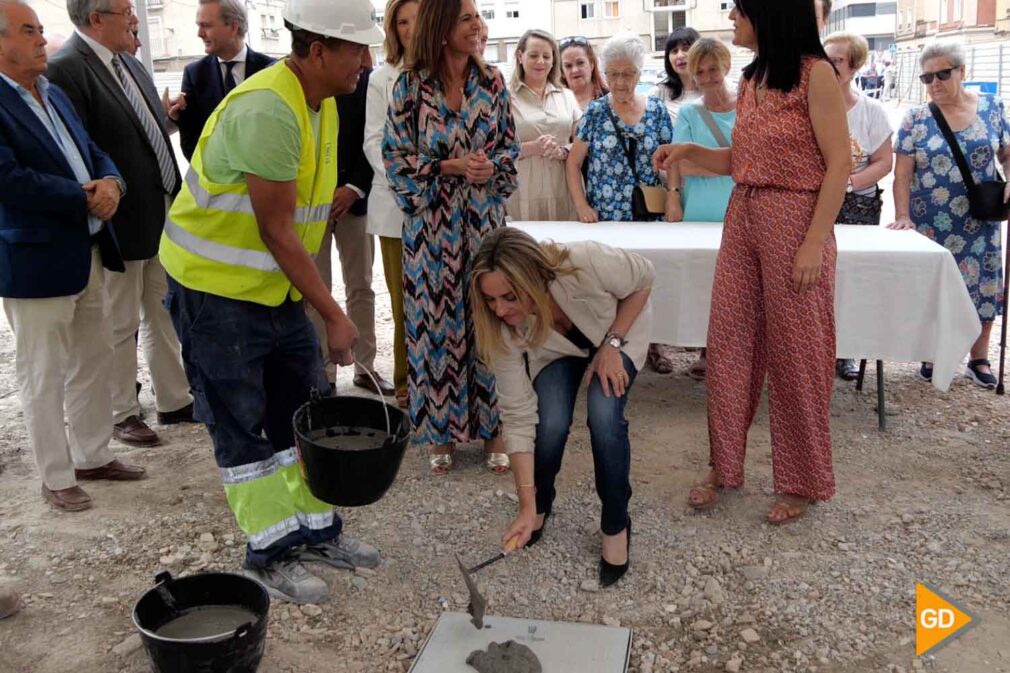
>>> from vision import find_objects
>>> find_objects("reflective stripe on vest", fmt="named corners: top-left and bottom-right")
top-left (159, 60), bottom-right (338, 306)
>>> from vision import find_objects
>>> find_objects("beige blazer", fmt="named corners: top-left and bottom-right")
top-left (493, 241), bottom-right (655, 455)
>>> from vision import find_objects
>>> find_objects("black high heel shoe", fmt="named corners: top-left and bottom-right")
top-left (527, 511), bottom-right (549, 548)
top-left (599, 519), bottom-right (631, 588)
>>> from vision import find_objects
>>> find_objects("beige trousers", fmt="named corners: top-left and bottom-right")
top-left (3, 247), bottom-right (116, 490)
top-left (106, 254), bottom-right (192, 422)
top-left (308, 212), bottom-right (376, 379)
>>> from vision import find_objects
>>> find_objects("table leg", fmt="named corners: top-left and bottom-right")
top-left (876, 360), bottom-right (886, 432)
top-left (856, 359), bottom-right (867, 392)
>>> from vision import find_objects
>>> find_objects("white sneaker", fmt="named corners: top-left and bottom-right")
top-left (243, 558), bottom-right (329, 605)
top-left (296, 534), bottom-right (381, 570)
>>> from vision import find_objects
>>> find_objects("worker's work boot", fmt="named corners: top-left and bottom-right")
top-left (296, 534), bottom-right (381, 570)
top-left (243, 557), bottom-right (328, 605)
top-left (0, 587), bottom-right (22, 620)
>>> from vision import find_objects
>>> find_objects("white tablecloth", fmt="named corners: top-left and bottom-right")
top-left (512, 222), bottom-right (982, 391)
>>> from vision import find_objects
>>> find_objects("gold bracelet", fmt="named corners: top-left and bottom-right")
top-left (516, 483), bottom-right (535, 489)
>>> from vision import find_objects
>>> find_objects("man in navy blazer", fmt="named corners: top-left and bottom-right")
top-left (168, 0), bottom-right (274, 160)
top-left (0, 0), bottom-right (146, 512)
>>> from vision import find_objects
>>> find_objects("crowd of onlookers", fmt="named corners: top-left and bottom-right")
top-left (0, 0), bottom-right (1006, 599)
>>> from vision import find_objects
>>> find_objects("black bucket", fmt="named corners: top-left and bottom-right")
top-left (293, 392), bottom-right (410, 507)
top-left (133, 571), bottom-right (269, 673)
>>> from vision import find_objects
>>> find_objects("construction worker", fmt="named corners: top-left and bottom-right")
top-left (159, 0), bottom-right (383, 604)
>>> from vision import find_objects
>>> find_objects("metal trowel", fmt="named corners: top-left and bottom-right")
top-left (454, 538), bottom-right (519, 630)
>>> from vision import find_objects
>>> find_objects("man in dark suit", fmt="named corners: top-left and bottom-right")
top-left (168, 0), bottom-right (274, 160)
top-left (48, 0), bottom-right (195, 448)
top-left (0, 0), bottom-right (146, 511)
top-left (306, 51), bottom-right (393, 395)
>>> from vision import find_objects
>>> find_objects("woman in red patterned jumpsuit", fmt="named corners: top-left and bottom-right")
top-left (653, 0), bottom-right (850, 524)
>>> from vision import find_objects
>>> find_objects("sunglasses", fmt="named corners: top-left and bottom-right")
top-left (919, 67), bottom-right (955, 85)
top-left (559, 36), bottom-right (589, 49)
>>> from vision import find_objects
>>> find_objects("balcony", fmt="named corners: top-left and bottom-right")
top-left (260, 27), bottom-right (280, 39)
top-left (647, 0), bottom-right (688, 9)
top-left (147, 0), bottom-right (163, 8)
top-left (914, 19), bottom-right (929, 37)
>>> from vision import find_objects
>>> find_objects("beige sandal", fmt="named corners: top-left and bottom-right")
top-left (429, 445), bottom-right (455, 476)
top-left (767, 496), bottom-right (812, 525)
top-left (484, 452), bottom-right (510, 475)
top-left (688, 482), bottom-right (720, 510)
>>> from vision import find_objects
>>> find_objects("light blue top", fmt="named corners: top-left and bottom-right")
top-left (672, 101), bottom-right (736, 222)
top-left (0, 73), bottom-right (102, 234)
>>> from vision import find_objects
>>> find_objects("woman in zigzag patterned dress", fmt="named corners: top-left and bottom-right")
top-left (382, 0), bottom-right (519, 474)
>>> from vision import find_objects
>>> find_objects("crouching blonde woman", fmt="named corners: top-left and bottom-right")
top-left (470, 227), bottom-right (653, 587)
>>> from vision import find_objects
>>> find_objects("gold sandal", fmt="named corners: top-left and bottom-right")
top-left (429, 451), bottom-right (454, 475)
top-left (484, 452), bottom-right (510, 475)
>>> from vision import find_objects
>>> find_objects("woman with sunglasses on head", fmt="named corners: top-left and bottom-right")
top-left (887, 41), bottom-right (1010, 389)
top-left (383, 0), bottom-right (520, 476)
top-left (507, 29), bottom-right (581, 221)
top-left (649, 27), bottom-right (701, 123)
top-left (653, 0), bottom-right (849, 524)
top-left (470, 227), bottom-right (653, 587)
top-left (559, 36), bottom-right (609, 112)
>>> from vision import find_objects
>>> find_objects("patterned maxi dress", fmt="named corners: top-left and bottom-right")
top-left (382, 63), bottom-right (519, 445)
top-left (896, 93), bottom-right (1008, 320)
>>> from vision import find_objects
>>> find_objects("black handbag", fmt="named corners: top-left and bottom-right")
top-left (837, 187), bottom-right (884, 225)
top-left (605, 105), bottom-right (666, 221)
top-left (929, 102), bottom-right (1010, 222)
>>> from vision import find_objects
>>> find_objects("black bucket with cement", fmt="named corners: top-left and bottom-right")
top-left (133, 571), bottom-right (269, 673)
top-left (293, 393), bottom-right (410, 507)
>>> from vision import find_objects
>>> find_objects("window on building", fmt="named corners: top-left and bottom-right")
top-left (484, 41), bottom-right (499, 63)
top-left (506, 5), bottom-right (520, 18)
top-left (719, 0), bottom-right (732, 9)
top-left (846, 3), bottom-right (875, 18)
top-left (580, 0), bottom-right (595, 19)
top-left (876, 2), bottom-right (897, 15)
top-left (603, 1), bottom-right (619, 17)
top-left (953, 0), bottom-right (962, 19)
top-left (481, 8), bottom-right (495, 19)
top-left (146, 16), bottom-right (166, 56)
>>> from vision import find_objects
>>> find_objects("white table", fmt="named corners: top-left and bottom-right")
top-left (513, 222), bottom-right (981, 396)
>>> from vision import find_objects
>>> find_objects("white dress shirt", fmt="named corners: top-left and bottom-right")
top-left (218, 45), bottom-right (248, 87)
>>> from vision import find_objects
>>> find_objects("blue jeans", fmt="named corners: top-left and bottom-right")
top-left (165, 277), bottom-right (342, 568)
top-left (533, 352), bottom-right (637, 535)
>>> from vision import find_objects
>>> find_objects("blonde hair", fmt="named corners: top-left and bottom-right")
top-left (510, 29), bottom-right (562, 90)
top-left (470, 228), bottom-right (576, 361)
top-left (687, 38), bottom-right (732, 78)
top-left (823, 31), bottom-right (869, 71)
top-left (382, 0), bottom-right (417, 66)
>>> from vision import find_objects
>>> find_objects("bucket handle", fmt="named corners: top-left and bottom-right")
top-left (350, 360), bottom-right (392, 437)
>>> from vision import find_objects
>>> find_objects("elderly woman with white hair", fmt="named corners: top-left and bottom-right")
top-left (888, 41), bottom-right (1010, 389)
top-left (566, 32), bottom-right (678, 373)
top-left (566, 32), bottom-right (677, 225)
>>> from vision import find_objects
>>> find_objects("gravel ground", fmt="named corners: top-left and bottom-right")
top-left (1, 242), bottom-right (1009, 673)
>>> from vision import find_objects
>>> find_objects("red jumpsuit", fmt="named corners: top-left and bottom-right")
top-left (707, 58), bottom-right (837, 501)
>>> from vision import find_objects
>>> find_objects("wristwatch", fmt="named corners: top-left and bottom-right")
top-left (602, 331), bottom-right (627, 349)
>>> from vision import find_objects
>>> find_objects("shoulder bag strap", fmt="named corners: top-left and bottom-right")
top-left (929, 102), bottom-right (977, 189)
top-left (697, 105), bottom-right (730, 148)
top-left (604, 101), bottom-right (641, 182)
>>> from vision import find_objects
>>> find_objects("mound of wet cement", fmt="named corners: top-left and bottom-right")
top-left (466, 640), bottom-right (542, 673)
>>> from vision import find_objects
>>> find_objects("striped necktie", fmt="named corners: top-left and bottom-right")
top-left (111, 54), bottom-right (177, 194)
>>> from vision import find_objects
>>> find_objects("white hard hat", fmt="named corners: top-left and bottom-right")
top-left (283, 0), bottom-right (384, 46)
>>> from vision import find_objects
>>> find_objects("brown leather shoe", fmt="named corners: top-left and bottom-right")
top-left (41, 484), bottom-right (93, 512)
top-left (353, 371), bottom-right (396, 396)
top-left (157, 402), bottom-right (196, 425)
top-left (75, 459), bottom-right (147, 481)
top-left (0, 587), bottom-right (22, 619)
top-left (113, 415), bottom-right (160, 446)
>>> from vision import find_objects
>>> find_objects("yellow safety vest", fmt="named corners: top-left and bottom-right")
top-left (159, 60), bottom-right (337, 306)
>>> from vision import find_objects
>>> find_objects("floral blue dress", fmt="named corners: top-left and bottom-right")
top-left (576, 95), bottom-right (674, 221)
top-left (896, 93), bottom-right (1009, 320)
